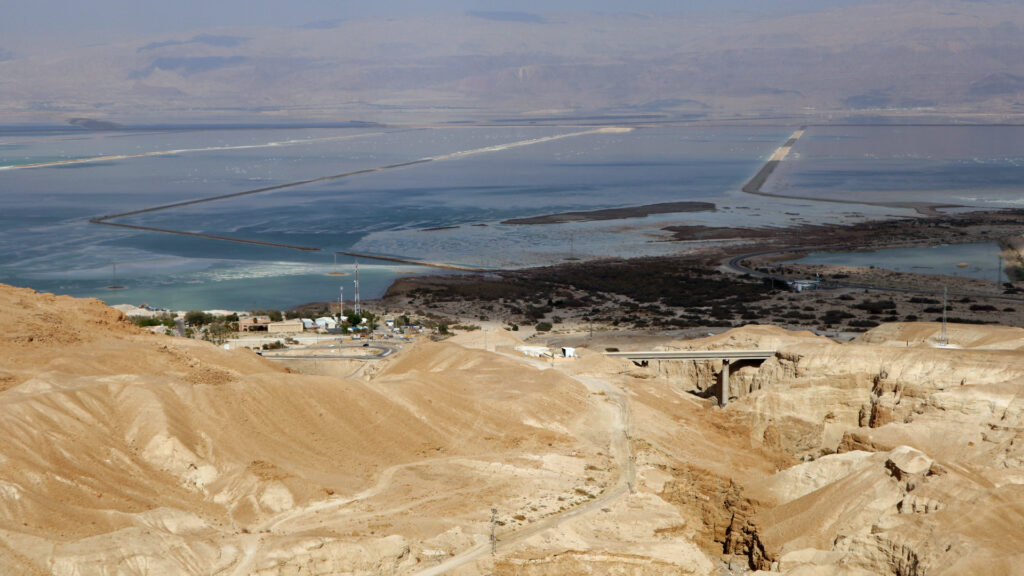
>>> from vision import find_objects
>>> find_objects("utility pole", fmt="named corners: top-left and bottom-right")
top-left (339, 286), bottom-right (344, 320)
top-left (354, 260), bottom-right (361, 316)
top-left (941, 285), bottom-right (948, 345)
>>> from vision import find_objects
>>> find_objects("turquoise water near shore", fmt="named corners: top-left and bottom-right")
top-left (72, 264), bottom-right (423, 312)
top-left (795, 242), bottom-right (1007, 283)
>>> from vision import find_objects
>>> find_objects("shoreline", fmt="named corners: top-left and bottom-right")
top-left (17, 207), bottom-right (1024, 334)
top-left (374, 207), bottom-right (1024, 338)
top-left (85, 207), bottom-right (1024, 315)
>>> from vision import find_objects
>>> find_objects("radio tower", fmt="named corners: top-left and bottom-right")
top-left (338, 286), bottom-right (344, 319)
top-left (353, 260), bottom-right (361, 315)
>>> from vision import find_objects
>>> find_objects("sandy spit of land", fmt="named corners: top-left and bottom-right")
top-left (502, 201), bottom-right (716, 225)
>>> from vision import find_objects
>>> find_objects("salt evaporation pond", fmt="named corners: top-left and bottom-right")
top-left (795, 242), bottom-right (1008, 283)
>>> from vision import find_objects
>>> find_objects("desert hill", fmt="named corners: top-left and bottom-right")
top-left (2, 283), bottom-right (1024, 574)
top-left (0, 284), bottom-right (613, 574)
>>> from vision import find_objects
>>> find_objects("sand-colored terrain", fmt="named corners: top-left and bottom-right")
top-left (628, 323), bottom-right (1024, 574)
top-left (0, 285), bottom-right (619, 574)
top-left (2, 284), bottom-right (1024, 574)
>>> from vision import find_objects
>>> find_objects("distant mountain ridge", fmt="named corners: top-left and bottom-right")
top-left (2, 1), bottom-right (1024, 123)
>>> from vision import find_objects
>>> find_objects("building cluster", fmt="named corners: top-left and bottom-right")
top-left (238, 315), bottom-right (340, 334)
top-left (238, 315), bottom-right (339, 334)
top-left (116, 298), bottom-right (429, 343)
top-left (236, 313), bottom-right (420, 337)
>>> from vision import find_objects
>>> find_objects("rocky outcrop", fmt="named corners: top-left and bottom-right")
top-left (698, 324), bottom-right (1024, 575)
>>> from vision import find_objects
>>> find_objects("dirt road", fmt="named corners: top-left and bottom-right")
top-left (410, 372), bottom-right (635, 576)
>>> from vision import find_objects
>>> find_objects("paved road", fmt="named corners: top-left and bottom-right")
top-left (606, 349), bottom-right (775, 361)
top-left (260, 344), bottom-right (397, 361)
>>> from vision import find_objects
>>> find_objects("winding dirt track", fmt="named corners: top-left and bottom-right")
top-left (410, 373), bottom-right (635, 576)
top-left (216, 353), bottom-right (635, 576)
top-left (218, 369), bottom-right (634, 576)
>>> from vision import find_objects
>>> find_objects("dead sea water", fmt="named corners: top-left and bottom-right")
top-left (1, 124), bottom-right (1018, 310)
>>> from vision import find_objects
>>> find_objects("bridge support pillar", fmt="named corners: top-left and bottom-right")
top-left (721, 359), bottom-right (730, 407)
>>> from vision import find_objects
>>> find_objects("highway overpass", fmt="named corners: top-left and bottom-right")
top-left (605, 349), bottom-right (777, 406)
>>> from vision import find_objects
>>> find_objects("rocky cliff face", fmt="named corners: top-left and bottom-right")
top-left (705, 324), bottom-right (1024, 574)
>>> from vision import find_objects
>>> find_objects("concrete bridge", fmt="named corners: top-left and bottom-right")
top-left (605, 350), bottom-right (777, 406)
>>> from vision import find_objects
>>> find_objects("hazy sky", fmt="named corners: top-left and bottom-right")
top-left (1, 0), bottom-right (865, 44)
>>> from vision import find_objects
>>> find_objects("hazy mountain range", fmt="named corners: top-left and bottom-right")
top-left (3, 0), bottom-right (1024, 125)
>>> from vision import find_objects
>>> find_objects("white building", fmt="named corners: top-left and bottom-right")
top-left (515, 345), bottom-right (552, 358)
top-left (315, 317), bottom-right (338, 329)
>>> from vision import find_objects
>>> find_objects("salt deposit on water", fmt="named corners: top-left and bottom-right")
top-left (2, 124), bottom-right (1021, 310)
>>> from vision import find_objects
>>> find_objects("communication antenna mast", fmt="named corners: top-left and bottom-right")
top-left (353, 260), bottom-right (361, 315)
top-left (941, 285), bottom-right (948, 345)
top-left (339, 286), bottom-right (344, 319)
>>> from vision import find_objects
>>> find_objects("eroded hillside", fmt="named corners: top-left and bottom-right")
top-left (0, 285), bottom-right (614, 574)
top-left (2, 284), bottom-right (1023, 575)
top-left (630, 324), bottom-right (1024, 574)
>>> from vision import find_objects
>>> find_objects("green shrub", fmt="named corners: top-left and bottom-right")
top-left (185, 310), bottom-right (213, 326)
top-left (131, 316), bottom-right (163, 327)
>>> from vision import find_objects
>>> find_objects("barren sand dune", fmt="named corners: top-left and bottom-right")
top-left (2, 284), bottom-right (1024, 575)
